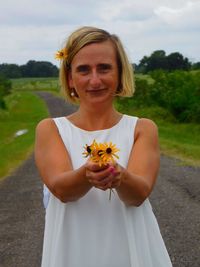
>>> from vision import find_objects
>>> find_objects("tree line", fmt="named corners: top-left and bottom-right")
top-left (0, 60), bottom-right (59, 79)
top-left (0, 51), bottom-right (199, 79)
top-left (135, 50), bottom-right (200, 73)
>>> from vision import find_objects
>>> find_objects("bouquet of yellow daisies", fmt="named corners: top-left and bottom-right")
top-left (83, 140), bottom-right (120, 200)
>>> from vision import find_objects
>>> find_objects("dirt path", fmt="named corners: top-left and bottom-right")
top-left (0, 92), bottom-right (199, 267)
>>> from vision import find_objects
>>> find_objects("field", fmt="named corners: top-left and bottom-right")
top-left (115, 104), bottom-right (200, 166)
top-left (11, 77), bottom-right (60, 93)
top-left (0, 90), bottom-right (49, 178)
top-left (0, 75), bottom-right (199, 179)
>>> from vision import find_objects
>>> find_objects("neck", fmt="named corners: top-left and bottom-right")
top-left (71, 103), bottom-right (121, 131)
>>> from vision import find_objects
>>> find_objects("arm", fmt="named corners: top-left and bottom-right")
top-left (34, 118), bottom-right (92, 203)
top-left (115, 118), bottom-right (160, 206)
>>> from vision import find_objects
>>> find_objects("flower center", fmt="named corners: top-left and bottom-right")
top-left (106, 147), bottom-right (112, 154)
top-left (87, 146), bottom-right (92, 153)
top-left (97, 150), bottom-right (103, 156)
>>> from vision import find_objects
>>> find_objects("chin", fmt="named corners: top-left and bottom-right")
top-left (88, 95), bottom-right (114, 106)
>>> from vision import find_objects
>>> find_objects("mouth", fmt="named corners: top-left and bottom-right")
top-left (86, 89), bottom-right (107, 93)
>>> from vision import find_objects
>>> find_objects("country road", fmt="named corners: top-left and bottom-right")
top-left (0, 92), bottom-right (199, 267)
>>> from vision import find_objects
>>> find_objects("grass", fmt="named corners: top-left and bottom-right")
top-left (11, 77), bottom-right (60, 94)
top-left (115, 101), bottom-right (200, 166)
top-left (158, 122), bottom-right (200, 166)
top-left (0, 91), bottom-right (49, 179)
top-left (135, 73), bottom-right (154, 84)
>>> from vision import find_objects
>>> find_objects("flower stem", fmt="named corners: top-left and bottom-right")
top-left (109, 188), bottom-right (114, 201)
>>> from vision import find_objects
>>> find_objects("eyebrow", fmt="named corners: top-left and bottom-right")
top-left (76, 65), bottom-right (89, 72)
top-left (98, 63), bottom-right (112, 69)
top-left (76, 63), bottom-right (113, 71)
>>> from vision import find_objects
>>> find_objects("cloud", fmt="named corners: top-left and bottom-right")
top-left (0, 0), bottom-right (199, 65)
top-left (0, 24), bottom-right (78, 64)
top-left (154, 1), bottom-right (200, 29)
top-left (0, 0), bottom-right (103, 26)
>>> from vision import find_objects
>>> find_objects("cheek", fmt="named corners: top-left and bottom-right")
top-left (109, 74), bottom-right (119, 87)
top-left (71, 76), bottom-right (89, 92)
top-left (78, 76), bottom-right (89, 83)
top-left (74, 78), bottom-right (86, 88)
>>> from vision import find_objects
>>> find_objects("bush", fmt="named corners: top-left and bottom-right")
top-left (116, 70), bottom-right (200, 123)
top-left (149, 70), bottom-right (200, 122)
top-left (0, 75), bottom-right (12, 109)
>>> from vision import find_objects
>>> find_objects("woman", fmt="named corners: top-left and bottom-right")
top-left (35, 26), bottom-right (172, 267)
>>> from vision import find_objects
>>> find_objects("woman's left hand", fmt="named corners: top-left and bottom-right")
top-left (108, 163), bottom-right (123, 189)
top-left (85, 160), bottom-right (123, 191)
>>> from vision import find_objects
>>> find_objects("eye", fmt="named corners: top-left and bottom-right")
top-left (76, 65), bottom-right (90, 74)
top-left (97, 64), bottom-right (112, 73)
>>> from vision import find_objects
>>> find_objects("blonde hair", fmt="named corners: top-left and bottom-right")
top-left (59, 26), bottom-right (135, 104)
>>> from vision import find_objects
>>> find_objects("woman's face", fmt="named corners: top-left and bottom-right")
top-left (68, 40), bottom-right (119, 106)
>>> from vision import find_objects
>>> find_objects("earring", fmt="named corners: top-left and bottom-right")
top-left (70, 90), bottom-right (75, 97)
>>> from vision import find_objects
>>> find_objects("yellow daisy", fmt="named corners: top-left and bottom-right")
top-left (55, 48), bottom-right (67, 60)
top-left (82, 140), bottom-right (97, 158)
top-left (82, 144), bottom-right (92, 158)
top-left (100, 142), bottom-right (120, 164)
top-left (90, 142), bottom-right (105, 166)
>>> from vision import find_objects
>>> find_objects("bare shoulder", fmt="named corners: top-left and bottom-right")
top-left (35, 118), bottom-right (59, 142)
top-left (36, 117), bottom-right (54, 129)
top-left (36, 118), bottom-right (56, 133)
top-left (135, 118), bottom-right (158, 139)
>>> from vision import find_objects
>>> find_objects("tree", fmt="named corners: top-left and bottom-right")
top-left (20, 60), bottom-right (59, 77)
top-left (192, 62), bottom-right (200, 70)
top-left (138, 50), bottom-right (168, 73)
top-left (0, 75), bottom-right (12, 109)
top-left (0, 61), bottom-right (59, 78)
top-left (137, 50), bottom-right (191, 73)
top-left (148, 50), bottom-right (168, 71)
top-left (0, 64), bottom-right (22, 78)
top-left (167, 52), bottom-right (191, 71)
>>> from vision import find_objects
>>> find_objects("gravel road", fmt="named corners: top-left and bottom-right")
top-left (0, 92), bottom-right (199, 267)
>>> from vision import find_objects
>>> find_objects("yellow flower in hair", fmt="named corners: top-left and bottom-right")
top-left (55, 48), bottom-right (67, 60)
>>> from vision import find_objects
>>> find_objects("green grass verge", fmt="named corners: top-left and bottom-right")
top-left (11, 77), bottom-right (60, 94)
top-left (0, 91), bottom-right (49, 179)
top-left (115, 101), bottom-right (200, 166)
top-left (135, 73), bottom-right (154, 84)
top-left (158, 122), bottom-right (200, 166)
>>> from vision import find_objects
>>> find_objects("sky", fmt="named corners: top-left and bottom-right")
top-left (0, 0), bottom-right (200, 66)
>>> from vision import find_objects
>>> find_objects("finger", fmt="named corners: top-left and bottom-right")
top-left (88, 174), bottom-right (113, 189)
top-left (89, 177), bottom-right (111, 187)
top-left (86, 166), bottom-right (112, 182)
top-left (95, 182), bottom-right (113, 191)
top-left (111, 179), bottom-right (121, 188)
top-left (86, 161), bottom-right (109, 172)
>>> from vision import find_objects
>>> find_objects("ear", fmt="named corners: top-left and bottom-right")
top-left (67, 71), bottom-right (74, 88)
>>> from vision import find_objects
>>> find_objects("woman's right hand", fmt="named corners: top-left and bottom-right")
top-left (85, 160), bottom-right (121, 191)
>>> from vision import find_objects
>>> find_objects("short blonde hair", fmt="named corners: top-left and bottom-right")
top-left (59, 26), bottom-right (135, 104)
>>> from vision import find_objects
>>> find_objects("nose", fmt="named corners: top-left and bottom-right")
top-left (89, 70), bottom-right (101, 88)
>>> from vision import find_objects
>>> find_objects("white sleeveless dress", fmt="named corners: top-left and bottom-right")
top-left (41, 115), bottom-right (172, 267)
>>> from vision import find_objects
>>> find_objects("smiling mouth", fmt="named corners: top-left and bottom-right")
top-left (86, 89), bottom-right (107, 93)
